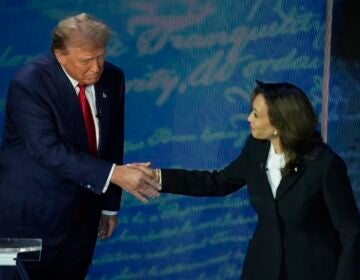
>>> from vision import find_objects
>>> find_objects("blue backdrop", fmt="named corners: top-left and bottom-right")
top-left (1, 1), bottom-right (357, 279)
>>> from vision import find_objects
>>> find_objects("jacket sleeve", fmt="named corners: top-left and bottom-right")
top-left (323, 155), bottom-right (360, 280)
top-left (161, 135), bottom-right (253, 196)
top-left (6, 77), bottom-right (113, 195)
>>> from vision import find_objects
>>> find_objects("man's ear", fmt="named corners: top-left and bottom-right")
top-left (54, 49), bottom-right (66, 65)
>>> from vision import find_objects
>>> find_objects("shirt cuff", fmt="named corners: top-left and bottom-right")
top-left (101, 210), bottom-right (118, 216)
top-left (102, 164), bottom-right (116, 193)
top-left (159, 169), bottom-right (162, 185)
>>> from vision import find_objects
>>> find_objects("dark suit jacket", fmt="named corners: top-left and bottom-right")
top-left (161, 135), bottom-right (360, 280)
top-left (0, 53), bottom-right (124, 263)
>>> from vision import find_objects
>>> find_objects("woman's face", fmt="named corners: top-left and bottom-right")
top-left (247, 94), bottom-right (277, 140)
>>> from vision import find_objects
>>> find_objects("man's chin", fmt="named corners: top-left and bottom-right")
top-left (84, 77), bottom-right (100, 85)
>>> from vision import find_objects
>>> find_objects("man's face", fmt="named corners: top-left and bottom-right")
top-left (55, 45), bottom-right (105, 85)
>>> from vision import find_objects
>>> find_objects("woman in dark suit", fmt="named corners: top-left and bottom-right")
top-left (132, 81), bottom-right (360, 279)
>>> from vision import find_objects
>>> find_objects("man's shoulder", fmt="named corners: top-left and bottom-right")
top-left (101, 61), bottom-right (125, 85)
top-left (104, 61), bottom-right (124, 76)
top-left (13, 53), bottom-right (55, 82)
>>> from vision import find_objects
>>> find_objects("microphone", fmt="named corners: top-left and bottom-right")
top-left (96, 110), bottom-right (102, 119)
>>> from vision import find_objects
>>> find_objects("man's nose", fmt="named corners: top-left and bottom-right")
top-left (90, 59), bottom-right (101, 72)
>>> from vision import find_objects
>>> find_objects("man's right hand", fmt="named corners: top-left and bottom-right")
top-left (111, 164), bottom-right (161, 203)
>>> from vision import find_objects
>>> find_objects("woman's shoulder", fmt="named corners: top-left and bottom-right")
top-left (303, 138), bottom-right (346, 169)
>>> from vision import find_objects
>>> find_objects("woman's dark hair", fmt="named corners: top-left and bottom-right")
top-left (251, 80), bottom-right (318, 175)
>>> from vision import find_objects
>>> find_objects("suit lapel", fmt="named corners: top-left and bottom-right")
top-left (258, 141), bottom-right (275, 199)
top-left (49, 55), bottom-right (88, 149)
top-left (275, 164), bottom-right (305, 201)
top-left (258, 139), bottom-right (306, 201)
top-left (94, 80), bottom-right (110, 155)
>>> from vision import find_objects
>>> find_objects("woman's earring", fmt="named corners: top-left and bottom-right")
top-left (273, 131), bottom-right (278, 136)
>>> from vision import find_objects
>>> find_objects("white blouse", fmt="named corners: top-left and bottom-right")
top-left (266, 143), bottom-right (285, 198)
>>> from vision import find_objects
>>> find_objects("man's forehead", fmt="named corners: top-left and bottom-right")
top-left (66, 45), bottom-right (106, 57)
top-left (66, 33), bottom-right (106, 51)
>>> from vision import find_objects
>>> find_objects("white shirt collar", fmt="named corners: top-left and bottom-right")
top-left (268, 143), bottom-right (285, 169)
top-left (60, 67), bottom-right (79, 89)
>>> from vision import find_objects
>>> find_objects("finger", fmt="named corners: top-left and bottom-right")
top-left (130, 191), bottom-right (149, 203)
top-left (139, 186), bottom-right (159, 198)
top-left (102, 230), bottom-right (110, 239)
top-left (98, 232), bottom-right (106, 240)
top-left (144, 176), bottom-right (162, 191)
top-left (135, 166), bottom-right (156, 178)
top-left (138, 180), bottom-right (160, 198)
top-left (138, 182), bottom-right (161, 199)
top-left (126, 165), bottom-right (156, 179)
top-left (98, 227), bottom-right (107, 239)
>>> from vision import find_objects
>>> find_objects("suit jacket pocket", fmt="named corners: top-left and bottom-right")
top-left (0, 180), bottom-right (73, 234)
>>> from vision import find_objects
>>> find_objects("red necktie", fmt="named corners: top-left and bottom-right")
top-left (78, 84), bottom-right (97, 156)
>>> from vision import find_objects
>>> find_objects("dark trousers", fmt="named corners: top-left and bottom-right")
top-left (0, 203), bottom-right (99, 280)
top-left (279, 255), bottom-right (287, 280)
top-left (0, 228), bottom-right (95, 280)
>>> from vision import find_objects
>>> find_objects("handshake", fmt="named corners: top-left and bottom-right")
top-left (110, 162), bottom-right (161, 203)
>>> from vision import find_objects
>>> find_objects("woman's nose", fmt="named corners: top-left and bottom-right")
top-left (247, 113), bottom-right (252, 123)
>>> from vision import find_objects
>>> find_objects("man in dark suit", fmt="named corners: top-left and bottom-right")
top-left (0, 13), bottom-right (160, 279)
